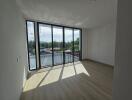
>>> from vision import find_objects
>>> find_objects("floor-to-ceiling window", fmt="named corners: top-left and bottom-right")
top-left (26, 20), bottom-right (82, 70)
top-left (26, 21), bottom-right (37, 70)
top-left (74, 29), bottom-right (81, 62)
top-left (64, 28), bottom-right (74, 63)
top-left (53, 26), bottom-right (63, 65)
top-left (38, 24), bottom-right (52, 67)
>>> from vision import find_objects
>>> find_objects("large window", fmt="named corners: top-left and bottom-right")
top-left (53, 26), bottom-right (63, 65)
top-left (26, 21), bottom-right (37, 70)
top-left (74, 29), bottom-right (81, 62)
top-left (38, 24), bottom-right (52, 67)
top-left (26, 20), bottom-right (82, 70)
top-left (64, 28), bottom-right (73, 63)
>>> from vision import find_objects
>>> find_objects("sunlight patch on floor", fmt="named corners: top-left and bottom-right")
top-left (75, 63), bottom-right (90, 76)
top-left (23, 62), bottom-right (90, 92)
top-left (39, 67), bottom-right (62, 87)
top-left (23, 71), bottom-right (48, 92)
top-left (62, 65), bottom-right (75, 79)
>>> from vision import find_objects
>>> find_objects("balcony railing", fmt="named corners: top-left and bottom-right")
top-left (30, 52), bottom-right (79, 69)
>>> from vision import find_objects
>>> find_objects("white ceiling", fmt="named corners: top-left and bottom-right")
top-left (17, 0), bottom-right (117, 28)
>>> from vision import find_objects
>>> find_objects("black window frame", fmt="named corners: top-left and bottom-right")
top-left (26, 20), bottom-right (82, 70)
top-left (26, 20), bottom-right (38, 71)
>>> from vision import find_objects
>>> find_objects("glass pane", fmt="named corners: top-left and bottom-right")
top-left (74, 29), bottom-right (80, 62)
top-left (27, 21), bottom-right (36, 70)
top-left (39, 24), bottom-right (52, 67)
top-left (64, 28), bottom-right (73, 63)
top-left (53, 26), bottom-right (63, 65)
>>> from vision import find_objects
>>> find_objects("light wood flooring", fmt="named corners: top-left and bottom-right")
top-left (21, 60), bottom-right (113, 100)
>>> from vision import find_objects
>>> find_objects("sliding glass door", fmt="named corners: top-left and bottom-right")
top-left (26, 21), bottom-right (37, 70)
top-left (74, 29), bottom-right (81, 62)
top-left (53, 26), bottom-right (63, 65)
top-left (38, 24), bottom-right (52, 67)
top-left (64, 28), bottom-right (73, 63)
top-left (26, 20), bottom-right (82, 70)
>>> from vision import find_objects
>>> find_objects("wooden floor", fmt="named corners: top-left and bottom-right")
top-left (21, 60), bottom-right (113, 100)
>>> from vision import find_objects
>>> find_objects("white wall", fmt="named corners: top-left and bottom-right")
top-left (113, 0), bottom-right (132, 100)
top-left (84, 23), bottom-right (116, 66)
top-left (82, 28), bottom-right (89, 59)
top-left (0, 0), bottom-right (28, 100)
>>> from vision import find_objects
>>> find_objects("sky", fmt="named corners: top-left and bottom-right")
top-left (27, 21), bottom-right (34, 41)
top-left (27, 21), bottom-right (80, 42)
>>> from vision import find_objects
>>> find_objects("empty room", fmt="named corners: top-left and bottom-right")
top-left (1, 0), bottom-right (132, 100)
